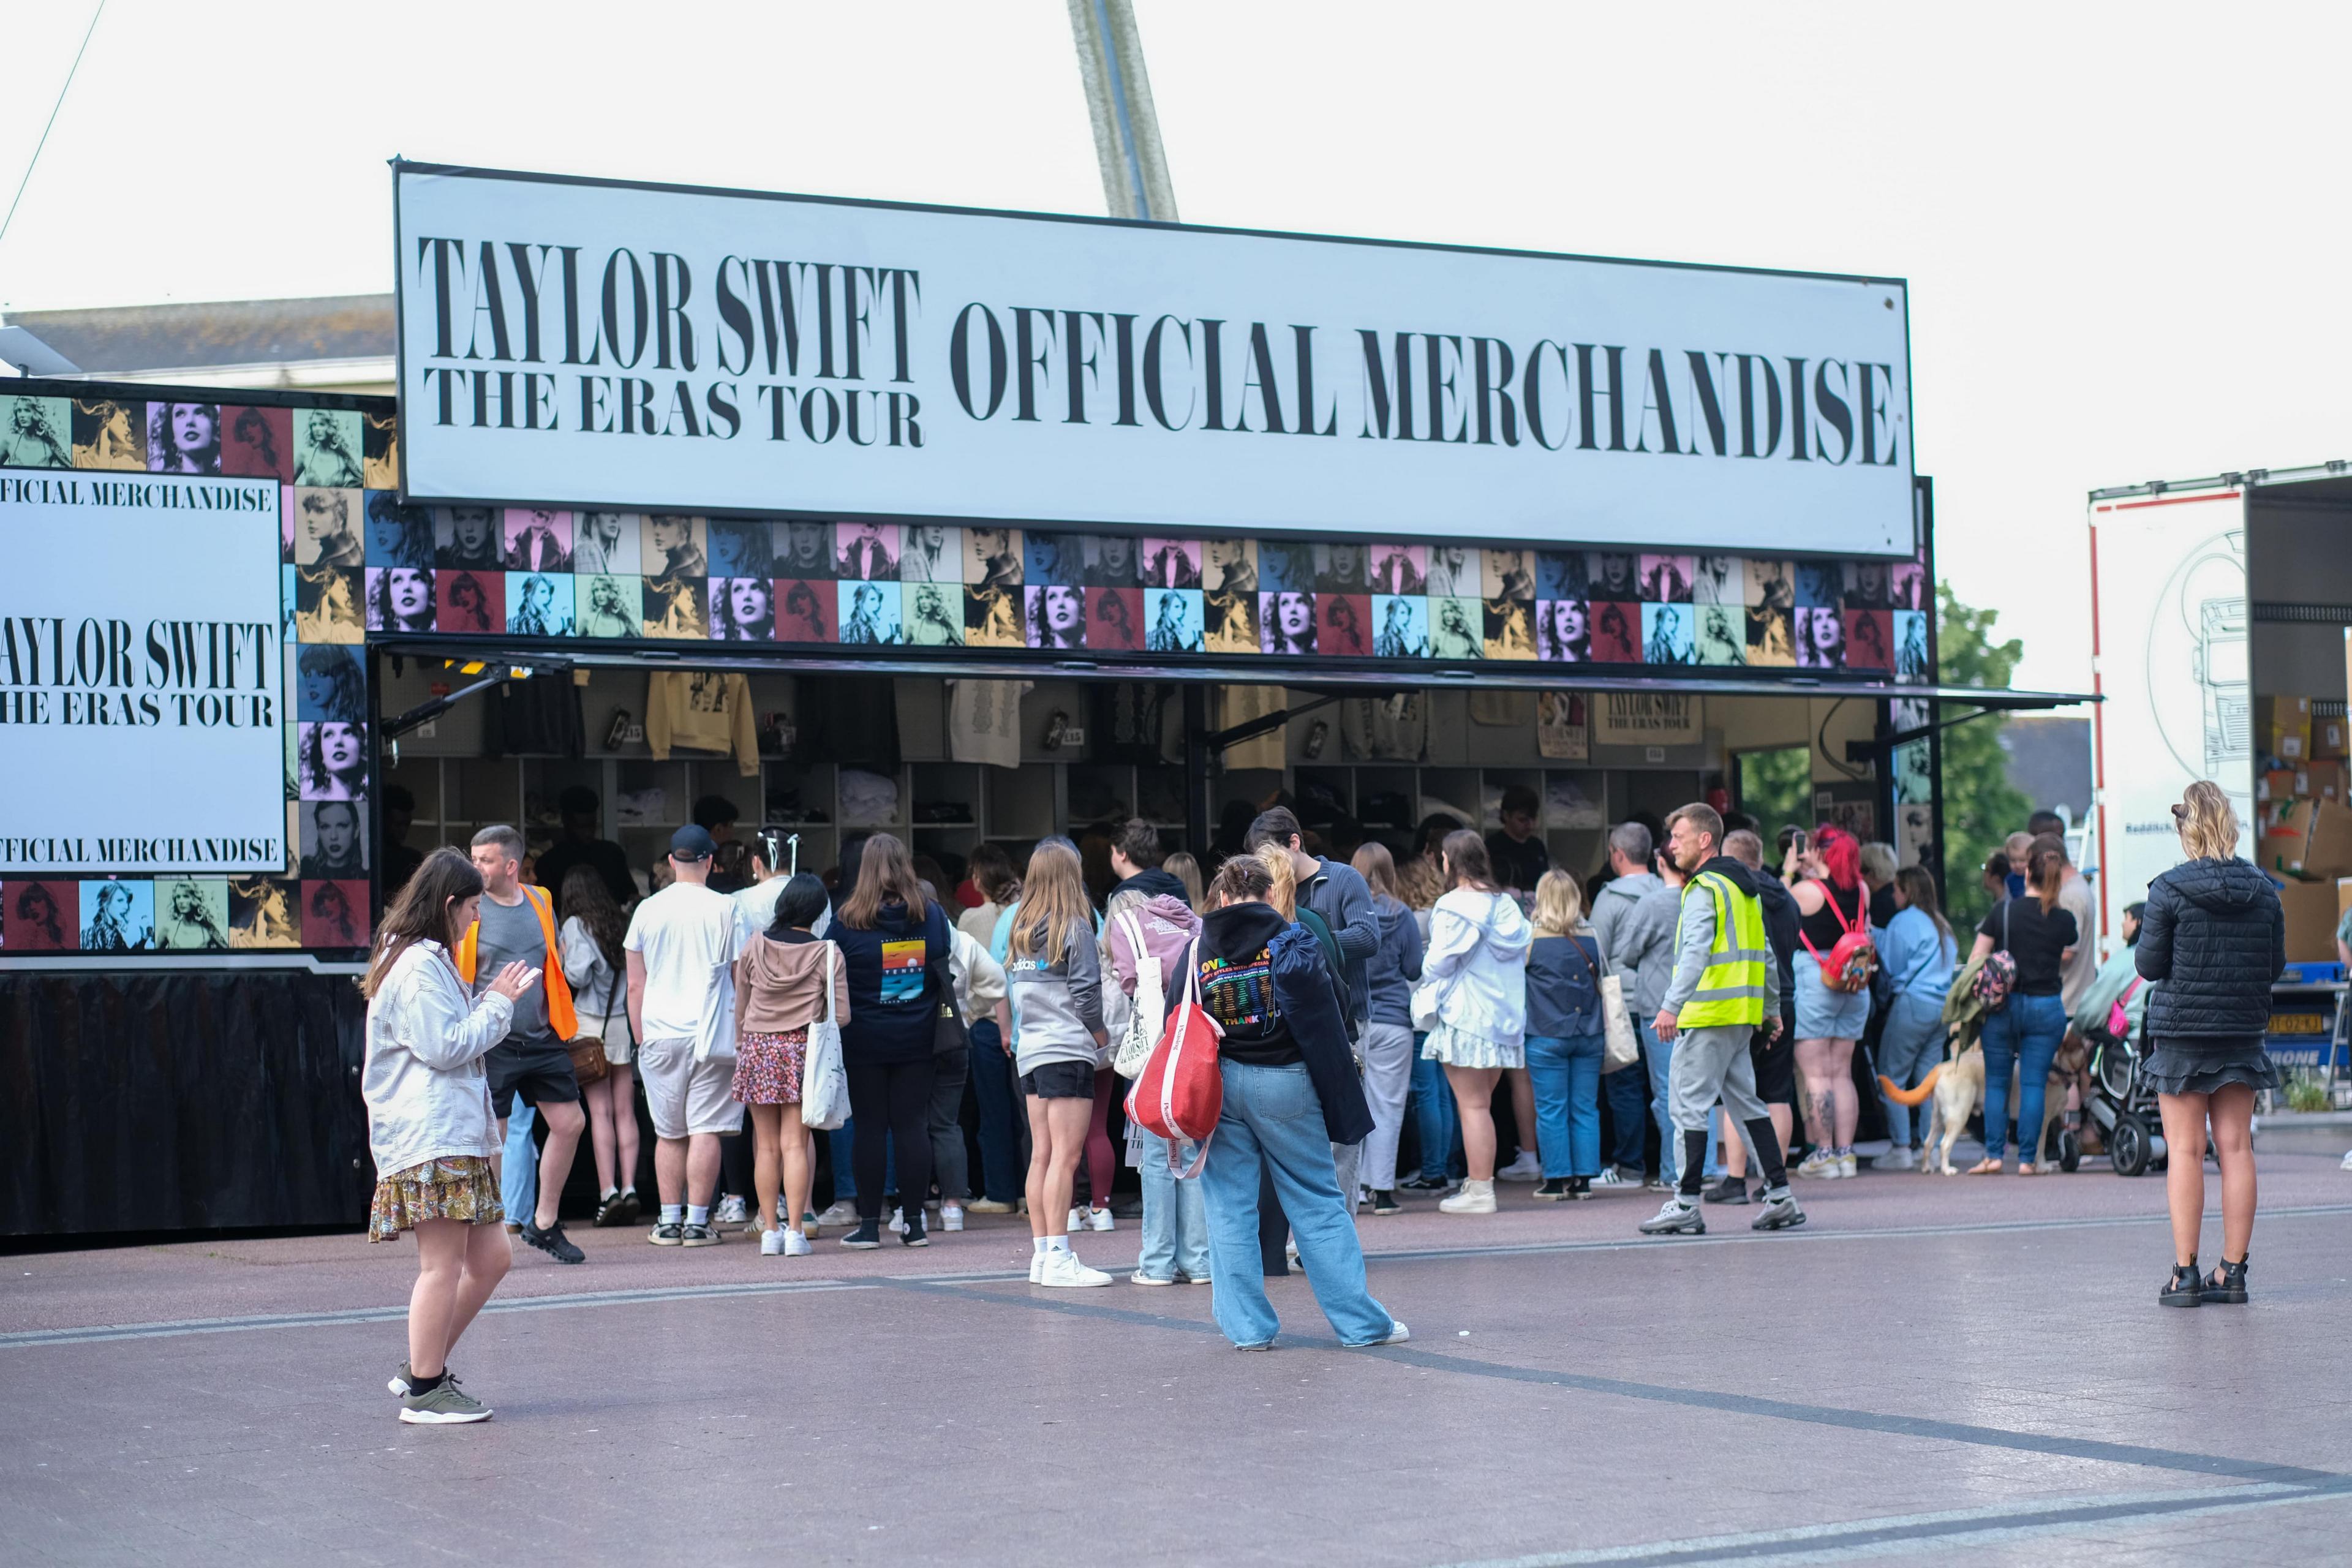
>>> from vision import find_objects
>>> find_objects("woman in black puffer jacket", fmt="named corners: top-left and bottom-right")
top-left (2135, 781), bottom-right (2283, 1308)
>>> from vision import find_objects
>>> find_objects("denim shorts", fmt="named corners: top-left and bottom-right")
top-left (1793, 952), bottom-right (1871, 1040)
top-left (1020, 1060), bottom-right (1096, 1099)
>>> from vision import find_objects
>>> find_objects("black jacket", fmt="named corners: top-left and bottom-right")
top-left (1754, 874), bottom-right (1801, 1026)
top-left (1109, 867), bottom-right (1189, 907)
top-left (2135, 858), bottom-right (2284, 1039)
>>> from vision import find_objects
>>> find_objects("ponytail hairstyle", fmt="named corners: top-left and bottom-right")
top-left (1207, 854), bottom-right (1275, 909)
top-left (1009, 837), bottom-right (1090, 968)
top-left (2028, 834), bottom-right (2068, 914)
top-left (1813, 824), bottom-right (1861, 892)
top-left (361, 847), bottom-right (483, 998)
top-left (1254, 842), bottom-right (1298, 920)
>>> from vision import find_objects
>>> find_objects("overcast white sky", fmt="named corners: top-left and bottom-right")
top-left (2, 0), bottom-right (2346, 693)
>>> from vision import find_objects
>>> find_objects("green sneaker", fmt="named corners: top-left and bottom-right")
top-left (398, 1376), bottom-right (492, 1425)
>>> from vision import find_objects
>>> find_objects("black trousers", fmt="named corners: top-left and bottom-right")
top-left (846, 1057), bottom-right (937, 1223)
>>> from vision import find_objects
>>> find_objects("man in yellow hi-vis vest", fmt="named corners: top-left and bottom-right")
top-left (1639, 802), bottom-right (1804, 1237)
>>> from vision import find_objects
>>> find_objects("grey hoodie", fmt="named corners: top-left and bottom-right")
top-left (1007, 915), bottom-right (1106, 1074)
top-left (1597, 872), bottom-right (1679, 1017)
top-left (1589, 870), bottom-right (1660, 973)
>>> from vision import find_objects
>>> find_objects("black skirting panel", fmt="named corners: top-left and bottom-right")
top-left (0, 970), bottom-right (371, 1237)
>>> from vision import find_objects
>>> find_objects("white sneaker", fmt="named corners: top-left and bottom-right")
top-left (941, 1204), bottom-right (965, 1232)
top-left (1028, 1251), bottom-right (1047, 1284)
top-left (2342, 1148), bottom-right (2352, 1171)
top-left (1438, 1180), bottom-right (1497, 1214)
top-left (889, 1207), bottom-right (908, 1235)
top-left (1038, 1250), bottom-right (1113, 1288)
top-left (1495, 1152), bottom-right (1543, 1182)
top-left (1591, 1168), bottom-right (1630, 1188)
top-left (1795, 1150), bottom-right (1837, 1179)
top-left (1067, 1206), bottom-right (1085, 1234)
top-left (1086, 1206), bottom-right (1114, 1232)
top-left (715, 1195), bottom-right (749, 1224)
top-left (1362, 1320), bottom-right (1409, 1346)
top-left (1837, 1153), bottom-right (1858, 1179)
top-left (760, 1229), bottom-right (788, 1256)
top-left (1879, 1147), bottom-right (1918, 1172)
top-left (813, 1200), bottom-right (859, 1229)
top-left (783, 1229), bottom-right (813, 1257)
top-left (1130, 1270), bottom-right (1177, 1286)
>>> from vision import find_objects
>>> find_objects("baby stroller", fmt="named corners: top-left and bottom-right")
top-left (2084, 978), bottom-right (2166, 1175)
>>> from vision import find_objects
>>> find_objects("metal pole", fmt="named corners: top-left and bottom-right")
top-left (1067, 0), bottom-right (1179, 222)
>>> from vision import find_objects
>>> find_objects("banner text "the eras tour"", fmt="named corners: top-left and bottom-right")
top-left (407, 237), bottom-right (1904, 470)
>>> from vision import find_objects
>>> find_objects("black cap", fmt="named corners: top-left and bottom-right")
top-left (668, 825), bottom-right (717, 862)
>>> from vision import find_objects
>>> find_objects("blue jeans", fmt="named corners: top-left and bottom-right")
top-left (1137, 1129), bottom-right (1213, 1280)
top-left (1604, 1056), bottom-right (1649, 1172)
top-left (1980, 992), bottom-right (2066, 1163)
top-left (1408, 1042), bottom-right (1463, 1182)
top-left (500, 1104), bottom-right (537, 1223)
top-left (828, 1122), bottom-right (897, 1203)
top-left (1525, 1032), bottom-right (1606, 1178)
top-left (1199, 1061), bottom-right (1395, 1348)
top-left (1877, 992), bottom-right (1947, 1145)
top-left (967, 1018), bottom-right (1023, 1203)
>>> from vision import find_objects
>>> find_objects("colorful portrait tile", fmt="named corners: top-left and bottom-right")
top-left (155, 876), bottom-right (232, 951)
top-left (435, 507), bottom-right (503, 570)
top-left (1428, 596), bottom-right (1483, 660)
top-left (1425, 545), bottom-right (1480, 600)
top-left (1693, 603), bottom-right (1747, 666)
top-left (1023, 530), bottom-right (1080, 587)
top-left (835, 519), bottom-right (900, 581)
top-left (303, 880), bottom-right (371, 948)
top-left (1202, 538), bottom-right (1257, 594)
top-left (228, 876), bottom-right (301, 949)
top-left (507, 571), bottom-right (575, 637)
top-left (838, 579), bottom-right (903, 644)
top-left (1641, 602), bottom-right (1697, 664)
top-left (281, 564), bottom-right (298, 639)
top-left (1259, 590), bottom-right (1318, 657)
top-left (1746, 557), bottom-right (1794, 611)
top-left (1888, 560), bottom-right (1927, 611)
top-left (1204, 585), bottom-right (1259, 654)
top-left (1583, 552), bottom-right (1638, 603)
top-left (1483, 597), bottom-right (1536, 660)
top-left (766, 519), bottom-right (829, 581)
top-left (1087, 587), bottom-right (1143, 650)
top-left (1484, 548), bottom-right (1536, 602)
top-left (1588, 601), bottom-right (1641, 663)
top-left (775, 578), bottom-right (833, 643)
top-left (643, 514), bottom-right (708, 581)
top-left (434, 569), bottom-right (502, 635)
top-left (570, 511), bottom-right (639, 576)
top-left (294, 644), bottom-right (366, 721)
top-left (1844, 608), bottom-right (1894, 670)
top-left (1637, 554), bottom-right (1694, 603)
top-left (503, 508), bottom-right (574, 573)
top-left (1746, 605), bottom-right (1795, 666)
top-left (1077, 532), bottom-right (1138, 587)
top-left (1372, 595), bottom-right (1429, 658)
top-left (298, 799), bottom-right (369, 878)
top-left (0, 394), bottom-right (74, 467)
top-left (295, 721), bottom-right (369, 802)
top-left (965, 584), bottom-right (1023, 647)
top-left (1139, 537), bottom-right (1202, 590)
top-left (1025, 584), bottom-right (1087, 649)
top-left (1366, 543), bottom-right (1425, 597)
top-left (1534, 551), bottom-right (1585, 602)
top-left (146, 400), bottom-right (223, 474)
top-left (965, 527), bottom-right (1022, 590)
top-left (1536, 598), bottom-right (1589, 663)
top-left (1256, 540), bottom-right (1314, 594)
top-left (79, 877), bottom-right (155, 951)
top-left (1893, 609), bottom-right (1931, 679)
top-left (218, 404), bottom-right (292, 480)
top-left (1320, 593), bottom-right (1371, 658)
top-left (72, 397), bottom-right (146, 470)
top-left (292, 488), bottom-right (364, 568)
top-left (641, 575), bottom-right (706, 639)
top-left (363, 491), bottom-right (434, 568)
top-left (704, 518), bottom-right (773, 578)
top-left (1314, 541), bottom-right (1368, 594)
top-left (902, 581), bottom-right (963, 646)
top-left (362, 410), bottom-right (399, 489)
top-left (1793, 561), bottom-right (1842, 609)
top-left (292, 409), bottom-right (364, 486)
top-left (1142, 587), bottom-right (1204, 651)
top-left (900, 523), bottom-right (964, 585)
top-left (1691, 555), bottom-right (1742, 605)
top-left (1794, 605), bottom-right (1847, 669)
top-left (704, 577), bottom-right (772, 643)
top-left (1842, 559), bottom-right (1893, 609)
top-left (2, 879), bottom-right (77, 951)
top-left (576, 573), bottom-right (637, 638)
top-left (293, 565), bottom-right (363, 644)
top-left (281, 488), bottom-right (296, 563)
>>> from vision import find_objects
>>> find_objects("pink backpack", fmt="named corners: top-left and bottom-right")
top-left (1800, 881), bottom-right (1879, 994)
top-left (1124, 945), bottom-right (1223, 1177)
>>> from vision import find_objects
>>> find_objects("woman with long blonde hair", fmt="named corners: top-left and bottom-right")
top-left (1521, 870), bottom-right (1613, 1199)
top-left (2139, 782), bottom-right (2282, 1306)
top-left (1006, 838), bottom-right (1115, 1286)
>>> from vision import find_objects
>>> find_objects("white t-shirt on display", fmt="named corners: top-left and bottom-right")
top-left (625, 882), bottom-right (742, 1041)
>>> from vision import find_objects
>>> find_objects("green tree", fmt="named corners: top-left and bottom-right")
top-left (1937, 582), bottom-right (2032, 929)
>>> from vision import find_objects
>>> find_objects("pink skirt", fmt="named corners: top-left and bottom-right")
top-left (731, 1028), bottom-right (809, 1106)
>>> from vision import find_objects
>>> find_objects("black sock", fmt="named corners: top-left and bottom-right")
top-left (1678, 1131), bottom-right (1708, 1199)
top-left (406, 1370), bottom-right (445, 1395)
top-left (1743, 1117), bottom-right (1789, 1190)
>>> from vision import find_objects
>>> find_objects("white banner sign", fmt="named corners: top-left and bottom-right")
top-left (0, 470), bottom-right (287, 873)
top-left (394, 163), bottom-right (1914, 555)
top-left (1596, 692), bottom-right (1703, 747)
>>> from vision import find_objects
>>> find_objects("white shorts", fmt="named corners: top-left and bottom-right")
top-left (638, 1035), bottom-right (741, 1139)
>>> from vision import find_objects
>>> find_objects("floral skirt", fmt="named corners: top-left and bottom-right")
top-left (731, 1028), bottom-right (809, 1106)
top-left (369, 1155), bottom-right (503, 1242)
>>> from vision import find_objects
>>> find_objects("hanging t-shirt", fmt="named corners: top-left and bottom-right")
top-left (947, 679), bottom-right (1031, 769)
top-left (1219, 685), bottom-right (1287, 771)
top-left (624, 882), bottom-right (742, 1041)
top-left (1090, 682), bottom-right (1172, 763)
top-left (1340, 693), bottom-right (1427, 761)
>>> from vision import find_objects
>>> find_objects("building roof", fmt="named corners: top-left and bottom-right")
top-left (0, 295), bottom-right (394, 393)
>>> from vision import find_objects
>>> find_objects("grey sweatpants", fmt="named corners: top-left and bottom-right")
top-left (1667, 1023), bottom-right (1768, 1132)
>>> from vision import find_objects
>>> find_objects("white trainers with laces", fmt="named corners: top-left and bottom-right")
top-left (783, 1230), bottom-right (813, 1257)
top-left (1495, 1152), bottom-right (1543, 1182)
top-left (1028, 1251), bottom-right (1047, 1284)
top-left (1086, 1205), bottom-right (1115, 1232)
top-left (1438, 1179), bottom-right (1497, 1214)
top-left (941, 1204), bottom-right (965, 1232)
top-left (760, 1229), bottom-right (789, 1256)
top-left (1066, 1206), bottom-right (1085, 1234)
top-left (1591, 1169), bottom-right (1630, 1188)
top-left (813, 1200), bottom-right (859, 1229)
top-left (889, 1207), bottom-right (908, 1235)
top-left (1836, 1153), bottom-right (1858, 1179)
top-left (714, 1195), bottom-right (749, 1224)
top-left (1038, 1250), bottom-right (1113, 1288)
top-left (1794, 1149), bottom-right (1838, 1179)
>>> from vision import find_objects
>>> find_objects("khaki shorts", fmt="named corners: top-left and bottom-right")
top-left (638, 1035), bottom-right (741, 1140)
top-left (575, 1010), bottom-right (633, 1066)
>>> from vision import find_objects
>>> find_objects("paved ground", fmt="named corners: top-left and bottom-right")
top-left (7, 1133), bottom-right (2351, 1566)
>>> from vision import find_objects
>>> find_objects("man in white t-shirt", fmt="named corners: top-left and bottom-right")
top-left (625, 825), bottom-right (743, 1246)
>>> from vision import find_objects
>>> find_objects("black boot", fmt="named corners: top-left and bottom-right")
top-left (2200, 1255), bottom-right (2249, 1305)
top-left (2160, 1258), bottom-right (2202, 1308)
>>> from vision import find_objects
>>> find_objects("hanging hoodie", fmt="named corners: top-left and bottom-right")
top-left (647, 670), bottom-right (757, 775)
top-left (1422, 886), bottom-right (1533, 1052)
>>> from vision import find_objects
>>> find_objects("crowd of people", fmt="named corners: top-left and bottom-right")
top-left (358, 777), bottom-right (2285, 1422)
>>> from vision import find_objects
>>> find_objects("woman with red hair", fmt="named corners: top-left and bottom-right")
top-left (1786, 825), bottom-right (1874, 1178)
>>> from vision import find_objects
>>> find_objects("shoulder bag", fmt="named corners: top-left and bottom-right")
top-left (801, 943), bottom-right (851, 1130)
top-left (1567, 934), bottom-right (1640, 1073)
top-left (1109, 907), bottom-right (1166, 1079)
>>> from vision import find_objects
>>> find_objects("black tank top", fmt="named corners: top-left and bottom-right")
top-left (1798, 879), bottom-right (1864, 949)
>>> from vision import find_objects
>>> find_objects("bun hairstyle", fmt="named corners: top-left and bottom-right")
top-left (2174, 779), bottom-right (2241, 862)
top-left (1208, 854), bottom-right (1275, 908)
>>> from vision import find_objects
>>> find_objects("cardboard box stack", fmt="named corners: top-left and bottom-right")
top-left (2258, 695), bottom-right (2352, 963)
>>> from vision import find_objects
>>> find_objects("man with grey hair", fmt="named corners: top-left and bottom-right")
top-left (1591, 821), bottom-right (1681, 1186)
top-left (464, 824), bottom-right (587, 1265)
